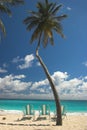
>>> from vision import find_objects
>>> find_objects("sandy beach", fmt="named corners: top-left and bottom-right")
top-left (0, 111), bottom-right (87, 130)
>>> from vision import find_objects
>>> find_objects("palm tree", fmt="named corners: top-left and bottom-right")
top-left (0, 0), bottom-right (24, 37)
top-left (23, 0), bottom-right (67, 125)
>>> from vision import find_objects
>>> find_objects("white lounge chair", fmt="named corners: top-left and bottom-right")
top-left (51, 105), bottom-right (66, 121)
top-left (23, 104), bottom-right (35, 120)
top-left (36, 104), bottom-right (50, 120)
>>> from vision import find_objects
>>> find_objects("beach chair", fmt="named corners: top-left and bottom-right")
top-left (51, 105), bottom-right (66, 121)
top-left (23, 104), bottom-right (35, 120)
top-left (61, 105), bottom-right (66, 119)
top-left (37, 104), bottom-right (50, 120)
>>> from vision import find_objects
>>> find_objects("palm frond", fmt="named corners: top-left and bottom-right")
top-left (30, 25), bottom-right (41, 43)
top-left (0, 0), bottom-right (24, 38)
top-left (43, 30), bottom-right (54, 47)
top-left (13, 0), bottom-right (24, 5)
top-left (37, 2), bottom-right (43, 9)
top-left (24, 0), bottom-right (67, 47)
top-left (0, 0), bottom-right (24, 5)
top-left (23, 16), bottom-right (39, 24)
top-left (55, 14), bottom-right (67, 21)
top-left (37, 2), bottom-right (45, 14)
top-left (0, 19), bottom-right (6, 36)
top-left (0, 4), bottom-right (12, 16)
top-left (7, 0), bottom-right (24, 5)
top-left (49, 31), bottom-right (54, 45)
top-left (54, 27), bottom-right (64, 38)
top-left (26, 20), bottom-right (39, 31)
top-left (49, 3), bottom-right (56, 13)
top-left (28, 11), bottom-right (41, 18)
top-left (47, 29), bottom-right (52, 38)
top-left (51, 4), bottom-right (62, 15)
top-left (45, 0), bottom-right (48, 5)
top-left (43, 31), bottom-right (49, 47)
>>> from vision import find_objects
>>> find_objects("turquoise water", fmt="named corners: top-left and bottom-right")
top-left (0, 99), bottom-right (87, 113)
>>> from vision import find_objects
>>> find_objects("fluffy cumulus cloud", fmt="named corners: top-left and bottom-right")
top-left (29, 71), bottom-right (87, 100)
top-left (0, 74), bottom-right (32, 93)
top-left (0, 71), bottom-right (87, 100)
top-left (18, 54), bottom-right (35, 69)
top-left (31, 79), bottom-right (49, 90)
top-left (12, 54), bottom-right (35, 69)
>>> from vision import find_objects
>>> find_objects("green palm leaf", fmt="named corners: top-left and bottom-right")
top-left (0, 4), bottom-right (12, 16)
top-left (55, 14), bottom-right (67, 21)
top-left (0, 0), bottom-right (24, 36)
top-left (51, 4), bottom-right (62, 15)
top-left (9, 0), bottom-right (24, 5)
top-left (24, 0), bottom-right (67, 47)
top-left (0, 0), bottom-right (24, 5)
top-left (0, 19), bottom-right (6, 36)
top-left (30, 25), bottom-right (41, 43)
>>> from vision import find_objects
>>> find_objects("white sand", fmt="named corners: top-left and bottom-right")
top-left (0, 111), bottom-right (87, 130)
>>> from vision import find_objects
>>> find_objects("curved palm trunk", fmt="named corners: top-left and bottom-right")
top-left (36, 35), bottom-right (62, 126)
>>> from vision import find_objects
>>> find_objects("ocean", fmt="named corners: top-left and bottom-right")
top-left (0, 99), bottom-right (87, 114)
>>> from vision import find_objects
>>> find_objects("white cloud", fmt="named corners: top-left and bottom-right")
top-left (84, 76), bottom-right (87, 80)
top-left (18, 54), bottom-right (35, 69)
top-left (52, 71), bottom-right (68, 82)
top-left (31, 79), bottom-right (48, 90)
top-left (36, 62), bottom-right (41, 66)
top-left (67, 7), bottom-right (72, 11)
top-left (0, 74), bottom-right (32, 92)
top-left (0, 71), bottom-right (87, 100)
top-left (83, 61), bottom-right (87, 67)
top-left (0, 67), bottom-right (7, 73)
top-left (12, 56), bottom-right (23, 63)
top-left (30, 71), bottom-right (87, 100)
top-left (14, 75), bottom-right (26, 79)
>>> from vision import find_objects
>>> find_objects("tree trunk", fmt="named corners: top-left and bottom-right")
top-left (36, 44), bottom-right (62, 125)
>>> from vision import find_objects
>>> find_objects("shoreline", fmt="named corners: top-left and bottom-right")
top-left (0, 109), bottom-right (87, 116)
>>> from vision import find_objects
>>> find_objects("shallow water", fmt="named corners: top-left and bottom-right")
top-left (0, 99), bottom-right (87, 113)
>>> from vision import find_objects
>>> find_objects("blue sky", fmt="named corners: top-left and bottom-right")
top-left (0, 0), bottom-right (87, 100)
